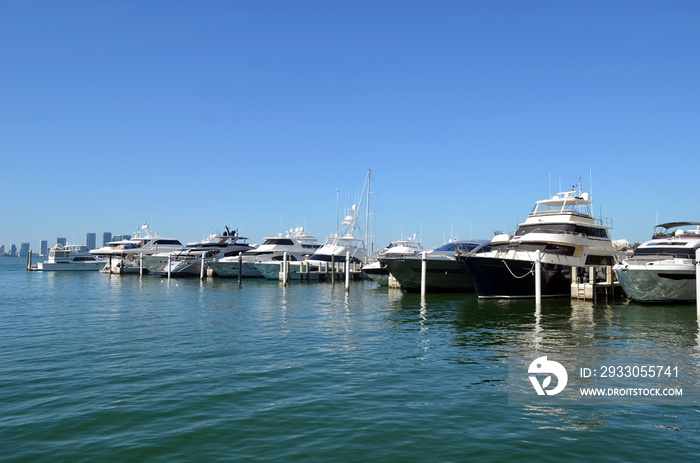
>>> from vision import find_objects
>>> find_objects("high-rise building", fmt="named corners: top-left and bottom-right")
top-left (19, 242), bottom-right (30, 257)
top-left (86, 232), bottom-right (97, 250)
top-left (10, 244), bottom-right (17, 257)
top-left (103, 232), bottom-right (112, 247)
top-left (0, 245), bottom-right (5, 255)
top-left (57, 237), bottom-right (67, 246)
top-left (40, 240), bottom-right (48, 256)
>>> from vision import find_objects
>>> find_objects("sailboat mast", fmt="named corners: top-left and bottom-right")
top-left (365, 169), bottom-right (371, 257)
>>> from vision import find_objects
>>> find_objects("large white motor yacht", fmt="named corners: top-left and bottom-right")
top-left (36, 243), bottom-right (105, 271)
top-left (90, 223), bottom-right (183, 273)
top-left (613, 222), bottom-right (700, 302)
top-left (154, 227), bottom-right (255, 277)
top-left (209, 227), bottom-right (321, 278)
top-left (457, 185), bottom-right (619, 298)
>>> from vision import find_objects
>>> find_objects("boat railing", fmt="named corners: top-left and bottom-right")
top-left (596, 216), bottom-right (614, 228)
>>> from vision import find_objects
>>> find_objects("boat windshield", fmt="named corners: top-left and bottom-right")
top-left (634, 244), bottom-right (696, 259)
top-left (433, 242), bottom-right (483, 253)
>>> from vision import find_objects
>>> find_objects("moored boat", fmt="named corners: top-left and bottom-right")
top-left (154, 227), bottom-right (255, 277)
top-left (364, 235), bottom-right (425, 286)
top-left (209, 227), bottom-right (321, 278)
top-left (90, 223), bottom-right (184, 273)
top-left (35, 243), bottom-right (105, 271)
top-left (457, 185), bottom-right (619, 298)
top-left (613, 222), bottom-right (700, 303)
top-left (380, 239), bottom-right (488, 291)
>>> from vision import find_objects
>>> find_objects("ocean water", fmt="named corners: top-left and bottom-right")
top-left (1, 257), bottom-right (699, 462)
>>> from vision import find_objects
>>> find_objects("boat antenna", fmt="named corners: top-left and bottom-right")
top-left (335, 187), bottom-right (339, 237)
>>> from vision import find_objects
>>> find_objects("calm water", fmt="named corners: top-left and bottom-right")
top-left (1, 258), bottom-right (699, 462)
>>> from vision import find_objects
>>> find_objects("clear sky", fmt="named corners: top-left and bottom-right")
top-left (1, 1), bottom-right (698, 252)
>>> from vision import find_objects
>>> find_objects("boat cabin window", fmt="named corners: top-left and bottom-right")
top-left (515, 224), bottom-right (609, 239)
top-left (634, 244), bottom-right (694, 259)
top-left (264, 238), bottom-right (295, 246)
top-left (153, 239), bottom-right (182, 246)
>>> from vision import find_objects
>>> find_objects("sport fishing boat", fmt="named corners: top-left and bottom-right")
top-left (613, 222), bottom-right (700, 302)
top-left (380, 239), bottom-right (488, 291)
top-left (307, 204), bottom-right (367, 265)
top-left (363, 235), bottom-right (425, 286)
top-left (35, 243), bottom-right (105, 271)
top-left (208, 227), bottom-right (321, 278)
top-left (457, 185), bottom-right (619, 298)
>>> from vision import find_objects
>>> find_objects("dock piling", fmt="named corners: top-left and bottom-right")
top-left (420, 250), bottom-right (427, 296)
top-left (696, 249), bottom-right (699, 317)
top-left (535, 250), bottom-right (542, 308)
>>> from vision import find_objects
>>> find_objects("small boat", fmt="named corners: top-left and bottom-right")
top-left (363, 235), bottom-right (425, 286)
top-left (35, 243), bottom-right (105, 271)
top-left (457, 185), bottom-right (619, 298)
top-left (380, 239), bottom-right (489, 291)
top-left (208, 227), bottom-right (321, 278)
top-left (613, 222), bottom-right (700, 302)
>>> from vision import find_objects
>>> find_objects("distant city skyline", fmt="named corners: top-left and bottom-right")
top-left (0, 230), bottom-right (132, 256)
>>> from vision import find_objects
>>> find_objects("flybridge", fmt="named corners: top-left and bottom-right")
top-left (530, 189), bottom-right (593, 218)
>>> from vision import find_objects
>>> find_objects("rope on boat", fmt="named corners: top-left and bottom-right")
top-left (502, 259), bottom-right (535, 279)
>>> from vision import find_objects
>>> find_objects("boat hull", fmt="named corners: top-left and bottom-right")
top-left (363, 263), bottom-right (390, 286)
top-left (381, 257), bottom-right (473, 292)
top-left (614, 261), bottom-right (696, 303)
top-left (36, 261), bottom-right (105, 271)
top-left (208, 261), bottom-right (263, 278)
top-left (459, 255), bottom-right (571, 298)
top-left (254, 261), bottom-right (324, 281)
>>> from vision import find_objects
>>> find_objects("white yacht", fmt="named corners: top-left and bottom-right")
top-left (35, 243), bottom-right (105, 271)
top-left (457, 185), bottom-right (619, 298)
top-left (90, 223), bottom-right (184, 273)
top-left (363, 235), bottom-right (425, 286)
top-left (307, 203), bottom-right (367, 265)
top-left (209, 227), bottom-right (321, 278)
top-left (155, 228), bottom-right (255, 277)
top-left (613, 222), bottom-right (700, 302)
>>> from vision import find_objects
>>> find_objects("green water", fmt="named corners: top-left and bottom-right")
top-left (1, 258), bottom-right (698, 461)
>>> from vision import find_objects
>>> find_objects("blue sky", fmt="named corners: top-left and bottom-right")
top-left (1, 0), bottom-right (698, 251)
